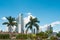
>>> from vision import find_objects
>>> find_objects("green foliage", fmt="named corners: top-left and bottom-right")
top-left (56, 31), bottom-right (60, 37)
top-left (0, 34), bottom-right (10, 39)
top-left (16, 34), bottom-right (37, 39)
top-left (27, 34), bottom-right (33, 39)
top-left (45, 30), bottom-right (53, 37)
top-left (46, 30), bottom-right (53, 34)
top-left (16, 34), bottom-right (28, 39)
top-left (36, 32), bottom-right (48, 39)
top-left (27, 34), bottom-right (36, 39)
top-left (50, 36), bottom-right (58, 40)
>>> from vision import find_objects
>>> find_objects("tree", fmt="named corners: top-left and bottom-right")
top-left (2, 16), bottom-right (17, 32)
top-left (25, 16), bottom-right (40, 34)
top-left (56, 31), bottom-right (60, 37)
top-left (46, 30), bottom-right (53, 36)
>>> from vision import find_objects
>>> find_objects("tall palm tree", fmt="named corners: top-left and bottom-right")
top-left (2, 16), bottom-right (17, 32)
top-left (25, 16), bottom-right (40, 34)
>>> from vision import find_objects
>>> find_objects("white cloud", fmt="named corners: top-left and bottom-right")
top-left (24, 12), bottom-right (35, 25)
top-left (39, 24), bottom-right (49, 32)
top-left (4, 27), bottom-right (8, 32)
top-left (40, 24), bottom-right (49, 29)
top-left (51, 21), bottom-right (60, 27)
top-left (53, 29), bottom-right (60, 33)
top-left (27, 12), bottom-right (31, 16)
top-left (40, 21), bottom-right (60, 29)
top-left (1, 17), bottom-right (6, 20)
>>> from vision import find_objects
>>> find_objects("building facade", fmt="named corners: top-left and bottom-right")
top-left (16, 14), bottom-right (24, 33)
top-left (47, 25), bottom-right (53, 31)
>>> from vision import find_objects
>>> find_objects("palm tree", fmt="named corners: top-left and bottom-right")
top-left (2, 16), bottom-right (17, 32)
top-left (25, 16), bottom-right (40, 34)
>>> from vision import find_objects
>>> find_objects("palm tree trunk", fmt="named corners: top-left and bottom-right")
top-left (8, 25), bottom-right (12, 32)
top-left (36, 29), bottom-right (39, 34)
top-left (34, 29), bottom-right (35, 34)
top-left (32, 29), bottom-right (34, 34)
top-left (15, 26), bottom-right (18, 33)
top-left (26, 28), bottom-right (29, 34)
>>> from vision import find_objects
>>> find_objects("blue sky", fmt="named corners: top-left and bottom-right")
top-left (0, 0), bottom-right (60, 32)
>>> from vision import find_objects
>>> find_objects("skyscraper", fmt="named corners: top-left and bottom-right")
top-left (20, 14), bottom-right (24, 33)
top-left (47, 25), bottom-right (53, 31)
top-left (16, 14), bottom-right (24, 33)
top-left (46, 25), bottom-right (53, 36)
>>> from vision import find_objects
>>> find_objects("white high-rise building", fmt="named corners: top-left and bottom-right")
top-left (47, 25), bottom-right (53, 31)
top-left (16, 14), bottom-right (24, 33)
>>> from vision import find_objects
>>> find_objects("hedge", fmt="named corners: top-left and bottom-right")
top-left (16, 34), bottom-right (28, 39)
top-left (0, 34), bottom-right (10, 39)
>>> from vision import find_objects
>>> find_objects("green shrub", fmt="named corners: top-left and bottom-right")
top-left (16, 34), bottom-right (37, 39)
top-left (0, 34), bottom-right (10, 39)
top-left (36, 32), bottom-right (48, 39)
top-left (27, 34), bottom-right (33, 39)
top-left (16, 34), bottom-right (28, 39)
top-left (28, 34), bottom-right (36, 39)
top-left (50, 36), bottom-right (58, 40)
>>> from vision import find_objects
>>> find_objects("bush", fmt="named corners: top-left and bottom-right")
top-left (16, 34), bottom-right (28, 39)
top-left (0, 34), bottom-right (10, 39)
top-left (50, 36), bottom-right (58, 40)
top-left (36, 32), bottom-right (48, 39)
top-left (26, 34), bottom-right (37, 40)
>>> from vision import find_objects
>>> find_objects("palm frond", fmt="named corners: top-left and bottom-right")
top-left (2, 22), bottom-right (9, 25)
top-left (3, 16), bottom-right (16, 26)
top-left (6, 16), bottom-right (15, 22)
top-left (29, 25), bottom-right (32, 30)
top-left (25, 22), bottom-right (31, 27)
top-left (26, 27), bottom-right (29, 32)
top-left (33, 17), bottom-right (40, 23)
top-left (11, 22), bottom-right (17, 26)
top-left (34, 23), bottom-right (39, 30)
top-left (30, 16), bottom-right (33, 21)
